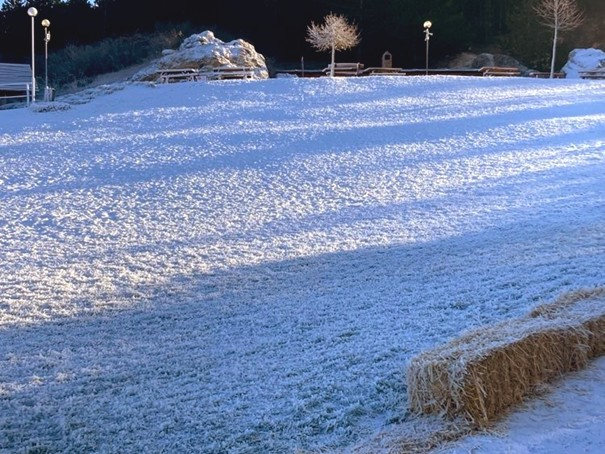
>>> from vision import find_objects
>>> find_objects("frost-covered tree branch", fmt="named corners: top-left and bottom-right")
top-left (306, 13), bottom-right (360, 77)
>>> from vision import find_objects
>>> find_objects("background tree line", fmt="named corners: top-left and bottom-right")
top-left (1, 0), bottom-right (603, 84)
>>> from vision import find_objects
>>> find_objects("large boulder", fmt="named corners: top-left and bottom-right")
top-left (561, 48), bottom-right (605, 78)
top-left (132, 31), bottom-right (269, 81)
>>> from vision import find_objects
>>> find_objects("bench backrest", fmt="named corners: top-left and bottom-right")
top-left (0, 63), bottom-right (32, 91)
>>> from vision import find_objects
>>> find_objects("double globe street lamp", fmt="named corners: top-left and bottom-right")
top-left (26, 8), bottom-right (53, 103)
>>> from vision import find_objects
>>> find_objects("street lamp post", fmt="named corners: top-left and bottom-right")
top-left (42, 19), bottom-right (51, 101)
top-left (27, 7), bottom-right (38, 102)
top-left (423, 20), bottom-right (433, 76)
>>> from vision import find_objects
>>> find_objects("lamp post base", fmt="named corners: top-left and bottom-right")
top-left (43, 87), bottom-right (54, 102)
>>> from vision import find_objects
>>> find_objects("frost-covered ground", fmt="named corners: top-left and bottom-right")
top-left (1, 75), bottom-right (604, 453)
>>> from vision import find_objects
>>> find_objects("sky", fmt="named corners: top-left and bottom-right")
top-left (1, 73), bottom-right (604, 453)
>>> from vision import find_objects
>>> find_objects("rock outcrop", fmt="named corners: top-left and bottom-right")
top-left (132, 31), bottom-right (269, 81)
top-left (561, 48), bottom-right (605, 78)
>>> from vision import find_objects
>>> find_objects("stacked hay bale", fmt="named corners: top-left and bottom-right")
top-left (406, 287), bottom-right (605, 427)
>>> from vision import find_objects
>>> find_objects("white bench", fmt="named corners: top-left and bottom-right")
top-left (0, 63), bottom-right (33, 105)
top-left (157, 68), bottom-right (201, 83)
top-left (203, 66), bottom-right (255, 80)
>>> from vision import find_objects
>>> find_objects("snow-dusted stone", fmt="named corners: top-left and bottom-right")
top-left (561, 48), bottom-right (605, 78)
top-left (132, 30), bottom-right (269, 81)
top-left (30, 101), bottom-right (72, 112)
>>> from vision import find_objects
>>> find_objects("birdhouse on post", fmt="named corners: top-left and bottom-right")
top-left (382, 51), bottom-right (392, 68)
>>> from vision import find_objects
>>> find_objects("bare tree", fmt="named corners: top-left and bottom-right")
top-left (533, 0), bottom-right (584, 78)
top-left (306, 13), bottom-right (360, 77)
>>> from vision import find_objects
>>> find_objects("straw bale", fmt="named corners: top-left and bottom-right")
top-left (406, 287), bottom-right (605, 427)
top-left (531, 287), bottom-right (605, 357)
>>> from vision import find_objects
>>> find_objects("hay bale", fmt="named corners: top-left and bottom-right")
top-left (531, 288), bottom-right (605, 357)
top-left (406, 287), bottom-right (605, 427)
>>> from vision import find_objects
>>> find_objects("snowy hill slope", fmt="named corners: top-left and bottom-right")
top-left (1, 76), bottom-right (604, 453)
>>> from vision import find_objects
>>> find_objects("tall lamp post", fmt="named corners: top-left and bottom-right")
top-left (27, 7), bottom-right (38, 102)
top-left (423, 20), bottom-right (433, 76)
top-left (42, 19), bottom-right (51, 101)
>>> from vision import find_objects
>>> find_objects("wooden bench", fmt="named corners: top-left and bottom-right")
top-left (479, 66), bottom-right (521, 77)
top-left (203, 66), bottom-right (255, 80)
top-left (323, 62), bottom-right (364, 77)
top-left (579, 69), bottom-right (605, 79)
top-left (396, 68), bottom-right (483, 77)
top-left (528, 70), bottom-right (565, 79)
top-left (157, 68), bottom-right (201, 83)
top-left (363, 67), bottom-right (406, 76)
top-left (274, 69), bottom-right (325, 78)
top-left (0, 63), bottom-right (33, 104)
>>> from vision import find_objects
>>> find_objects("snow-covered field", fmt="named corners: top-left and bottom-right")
top-left (1, 75), bottom-right (604, 453)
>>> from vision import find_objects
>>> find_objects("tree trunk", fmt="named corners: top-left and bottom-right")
top-left (330, 45), bottom-right (336, 77)
top-left (550, 26), bottom-right (558, 78)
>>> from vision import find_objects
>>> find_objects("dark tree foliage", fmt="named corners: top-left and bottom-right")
top-left (0, 0), bottom-right (602, 71)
